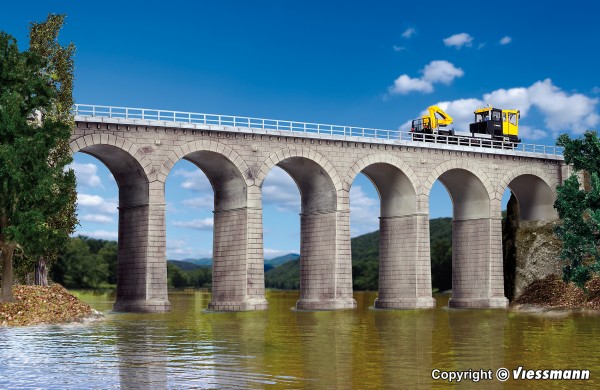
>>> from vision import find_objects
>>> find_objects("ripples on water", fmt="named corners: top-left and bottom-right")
top-left (1, 290), bottom-right (600, 389)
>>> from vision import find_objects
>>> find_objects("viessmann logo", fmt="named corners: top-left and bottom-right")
top-left (431, 367), bottom-right (590, 383)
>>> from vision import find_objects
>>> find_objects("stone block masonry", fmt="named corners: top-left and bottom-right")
top-left (71, 116), bottom-right (565, 312)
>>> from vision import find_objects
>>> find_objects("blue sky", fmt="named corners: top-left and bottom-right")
top-left (2, 1), bottom-right (599, 259)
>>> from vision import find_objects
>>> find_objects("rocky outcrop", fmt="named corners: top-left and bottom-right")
top-left (514, 220), bottom-right (562, 299)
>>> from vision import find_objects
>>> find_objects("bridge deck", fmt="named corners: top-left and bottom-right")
top-left (74, 104), bottom-right (564, 161)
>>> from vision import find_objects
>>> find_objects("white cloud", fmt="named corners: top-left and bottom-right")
top-left (262, 167), bottom-right (300, 212)
top-left (172, 217), bottom-right (214, 230)
top-left (392, 45), bottom-right (406, 52)
top-left (182, 195), bottom-right (214, 209)
top-left (80, 214), bottom-right (114, 224)
top-left (422, 60), bottom-right (465, 84)
top-left (399, 79), bottom-right (599, 137)
top-left (71, 162), bottom-right (102, 188)
top-left (76, 230), bottom-right (118, 240)
top-left (499, 36), bottom-right (512, 45)
top-left (401, 27), bottom-right (416, 39)
top-left (168, 248), bottom-right (194, 257)
top-left (518, 125), bottom-right (547, 141)
top-left (483, 87), bottom-right (531, 116)
top-left (167, 239), bottom-right (187, 249)
top-left (477, 43), bottom-right (487, 50)
top-left (388, 60), bottom-right (463, 95)
top-left (166, 239), bottom-right (197, 259)
top-left (526, 79), bottom-right (599, 132)
top-left (592, 86), bottom-right (600, 94)
top-left (173, 169), bottom-right (212, 192)
top-left (350, 185), bottom-right (380, 237)
top-left (77, 193), bottom-right (118, 214)
top-left (443, 33), bottom-right (474, 49)
top-left (389, 75), bottom-right (434, 94)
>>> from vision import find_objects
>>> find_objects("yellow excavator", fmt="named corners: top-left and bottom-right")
top-left (410, 105), bottom-right (521, 143)
top-left (410, 105), bottom-right (454, 135)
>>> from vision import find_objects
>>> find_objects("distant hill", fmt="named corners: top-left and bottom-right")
top-left (264, 217), bottom-right (453, 291)
top-left (181, 257), bottom-right (213, 266)
top-left (265, 259), bottom-right (300, 290)
top-left (175, 253), bottom-right (300, 268)
top-left (266, 253), bottom-right (300, 267)
top-left (167, 260), bottom-right (203, 271)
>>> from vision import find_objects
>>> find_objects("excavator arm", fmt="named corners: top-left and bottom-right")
top-left (423, 105), bottom-right (453, 128)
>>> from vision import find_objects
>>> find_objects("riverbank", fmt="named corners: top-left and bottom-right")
top-left (514, 274), bottom-right (600, 310)
top-left (0, 284), bottom-right (102, 326)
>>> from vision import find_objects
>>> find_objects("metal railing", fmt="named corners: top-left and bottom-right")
top-left (73, 104), bottom-right (564, 156)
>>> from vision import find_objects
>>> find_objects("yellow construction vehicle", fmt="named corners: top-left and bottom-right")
top-left (411, 104), bottom-right (522, 145)
top-left (410, 105), bottom-right (454, 135)
top-left (469, 106), bottom-right (521, 142)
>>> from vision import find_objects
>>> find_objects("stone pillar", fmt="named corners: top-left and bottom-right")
top-left (295, 209), bottom-right (356, 310)
top-left (208, 206), bottom-right (268, 311)
top-left (448, 217), bottom-right (508, 308)
top-left (374, 214), bottom-right (436, 309)
top-left (114, 183), bottom-right (170, 313)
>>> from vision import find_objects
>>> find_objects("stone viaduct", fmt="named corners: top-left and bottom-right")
top-left (71, 105), bottom-right (568, 312)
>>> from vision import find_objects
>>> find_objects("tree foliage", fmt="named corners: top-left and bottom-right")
top-left (50, 237), bottom-right (108, 289)
top-left (0, 27), bottom-right (74, 301)
top-left (555, 131), bottom-right (600, 289)
top-left (27, 14), bottom-right (77, 285)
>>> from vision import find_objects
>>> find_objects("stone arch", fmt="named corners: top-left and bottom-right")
top-left (69, 134), bottom-right (150, 207)
top-left (68, 134), bottom-right (170, 313)
top-left (257, 147), bottom-right (354, 310)
top-left (256, 148), bottom-right (341, 191)
top-left (423, 160), bottom-right (494, 199)
top-left (158, 140), bottom-right (251, 186)
top-left (498, 166), bottom-right (558, 221)
top-left (424, 160), bottom-right (494, 220)
top-left (344, 154), bottom-right (419, 217)
top-left (344, 154), bottom-right (433, 309)
top-left (157, 139), bottom-right (267, 311)
top-left (423, 161), bottom-right (507, 309)
top-left (257, 147), bottom-right (342, 214)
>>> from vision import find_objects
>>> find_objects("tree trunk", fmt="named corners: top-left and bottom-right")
top-left (35, 257), bottom-right (49, 286)
top-left (0, 244), bottom-right (16, 302)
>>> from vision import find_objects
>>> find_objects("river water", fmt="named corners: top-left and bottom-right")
top-left (1, 290), bottom-right (599, 389)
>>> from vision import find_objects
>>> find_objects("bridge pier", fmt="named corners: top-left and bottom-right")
top-left (296, 209), bottom-right (356, 310)
top-left (374, 214), bottom-right (436, 309)
top-left (448, 217), bottom-right (508, 308)
top-left (208, 188), bottom-right (268, 311)
top-left (114, 184), bottom-right (171, 313)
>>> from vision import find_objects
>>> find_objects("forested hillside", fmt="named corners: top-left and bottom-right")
top-left (50, 218), bottom-right (454, 292)
top-left (264, 217), bottom-right (453, 292)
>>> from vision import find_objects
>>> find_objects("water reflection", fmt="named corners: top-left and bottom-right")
top-left (374, 309), bottom-right (435, 389)
top-left (117, 325), bottom-right (168, 389)
top-left (2, 291), bottom-right (600, 389)
top-left (296, 310), bottom-right (357, 388)
top-left (447, 309), bottom-right (507, 389)
top-left (205, 312), bottom-right (272, 388)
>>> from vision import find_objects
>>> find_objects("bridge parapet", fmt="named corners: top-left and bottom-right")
top-left (74, 104), bottom-right (564, 160)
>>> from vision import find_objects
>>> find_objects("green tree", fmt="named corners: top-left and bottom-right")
top-left (53, 238), bottom-right (108, 289)
top-left (97, 241), bottom-right (118, 285)
top-left (27, 14), bottom-right (77, 286)
top-left (555, 131), bottom-right (600, 289)
top-left (0, 30), bottom-right (74, 302)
